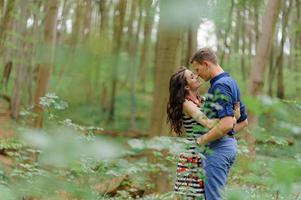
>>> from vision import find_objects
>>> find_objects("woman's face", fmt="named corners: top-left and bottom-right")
top-left (184, 69), bottom-right (201, 91)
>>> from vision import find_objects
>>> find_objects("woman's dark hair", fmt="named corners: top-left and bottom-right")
top-left (167, 67), bottom-right (188, 136)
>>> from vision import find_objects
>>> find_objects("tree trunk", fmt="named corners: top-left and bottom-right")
top-left (71, 0), bottom-right (85, 45)
top-left (248, 0), bottom-right (282, 96)
top-left (125, 0), bottom-right (137, 52)
top-left (254, 2), bottom-right (260, 49)
top-left (0, 0), bottom-right (15, 57)
top-left (0, 0), bottom-right (4, 21)
top-left (129, 0), bottom-right (144, 130)
top-left (107, 0), bottom-right (127, 122)
top-left (99, 0), bottom-right (110, 37)
top-left (276, 0), bottom-right (292, 99)
top-left (26, 0), bottom-right (43, 106)
top-left (139, 0), bottom-right (155, 91)
top-left (247, 0), bottom-right (282, 157)
top-left (268, 43), bottom-right (275, 96)
top-left (294, 0), bottom-right (301, 94)
top-left (11, 1), bottom-right (30, 120)
top-left (185, 22), bottom-right (199, 66)
top-left (57, 0), bottom-right (69, 43)
top-left (150, 1), bottom-right (183, 137)
top-left (148, 1), bottom-right (183, 193)
top-left (240, 1), bottom-right (246, 80)
top-left (220, 0), bottom-right (234, 66)
top-left (233, 5), bottom-right (241, 53)
top-left (33, 0), bottom-right (59, 128)
top-left (99, 0), bottom-right (111, 112)
top-left (83, 0), bottom-right (93, 103)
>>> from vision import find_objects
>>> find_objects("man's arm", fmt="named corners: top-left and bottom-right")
top-left (234, 119), bottom-right (248, 133)
top-left (197, 116), bottom-right (234, 145)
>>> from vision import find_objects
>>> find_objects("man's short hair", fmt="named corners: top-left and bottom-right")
top-left (190, 47), bottom-right (218, 65)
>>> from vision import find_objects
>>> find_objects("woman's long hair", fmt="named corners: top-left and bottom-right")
top-left (167, 67), bottom-right (188, 136)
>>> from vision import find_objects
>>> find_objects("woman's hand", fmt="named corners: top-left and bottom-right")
top-left (234, 102), bottom-right (241, 120)
top-left (196, 135), bottom-right (206, 145)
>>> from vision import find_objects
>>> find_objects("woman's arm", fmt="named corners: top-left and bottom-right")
top-left (233, 119), bottom-right (248, 132)
top-left (183, 100), bottom-right (218, 129)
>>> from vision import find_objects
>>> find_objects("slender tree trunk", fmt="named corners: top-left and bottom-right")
top-left (27, 0), bottom-right (43, 106)
top-left (71, 0), bottom-right (84, 45)
top-left (124, 0), bottom-right (137, 84)
top-left (276, 0), bottom-right (292, 99)
top-left (139, 0), bottom-right (155, 91)
top-left (249, 0), bottom-right (282, 96)
top-left (240, 1), bottom-right (246, 80)
top-left (233, 5), bottom-right (241, 53)
top-left (220, 0), bottom-right (234, 66)
top-left (268, 43), bottom-right (275, 96)
top-left (129, 0), bottom-right (144, 130)
top-left (0, 0), bottom-right (15, 57)
top-left (185, 22), bottom-right (199, 66)
top-left (126, 0), bottom-right (137, 51)
top-left (247, 0), bottom-right (282, 157)
top-left (99, 0), bottom-right (109, 37)
top-left (57, 0), bottom-right (68, 43)
top-left (150, 2), bottom-right (183, 137)
top-left (11, 1), bottom-right (29, 119)
top-left (83, 0), bottom-right (93, 103)
top-left (99, 0), bottom-right (111, 112)
top-left (33, 0), bottom-right (59, 128)
top-left (83, 0), bottom-right (92, 41)
top-left (254, 2), bottom-right (260, 49)
top-left (107, 0), bottom-right (127, 122)
top-left (0, 0), bottom-right (4, 21)
top-left (295, 0), bottom-right (301, 94)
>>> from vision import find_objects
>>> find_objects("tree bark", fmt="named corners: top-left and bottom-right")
top-left (70, 0), bottom-right (85, 45)
top-left (240, 1), bottom-right (247, 80)
top-left (247, 0), bottom-right (282, 157)
top-left (220, 0), bottom-right (234, 66)
top-left (150, 1), bottom-right (183, 137)
top-left (139, 0), bottom-right (155, 91)
top-left (98, 0), bottom-right (111, 112)
top-left (276, 0), bottom-right (292, 99)
top-left (185, 22), bottom-right (199, 66)
top-left (268, 43), bottom-right (275, 96)
top-left (0, 0), bottom-right (15, 57)
top-left (33, 0), bottom-right (59, 128)
top-left (233, 5), bottom-right (241, 53)
top-left (0, 0), bottom-right (4, 21)
top-left (107, 0), bottom-right (127, 122)
top-left (11, 0), bottom-right (30, 119)
top-left (99, 0), bottom-right (111, 40)
top-left (248, 0), bottom-right (282, 96)
top-left (125, 0), bottom-right (137, 52)
top-left (294, 0), bottom-right (301, 94)
top-left (129, 0), bottom-right (144, 130)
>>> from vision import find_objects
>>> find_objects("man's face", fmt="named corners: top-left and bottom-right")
top-left (191, 61), bottom-right (210, 81)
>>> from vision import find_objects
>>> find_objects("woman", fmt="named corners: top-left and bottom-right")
top-left (167, 67), bottom-right (240, 200)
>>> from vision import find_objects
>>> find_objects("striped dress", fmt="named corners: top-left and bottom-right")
top-left (174, 108), bottom-right (207, 199)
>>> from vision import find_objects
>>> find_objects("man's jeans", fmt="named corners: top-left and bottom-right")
top-left (204, 138), bottom-right (237, 200)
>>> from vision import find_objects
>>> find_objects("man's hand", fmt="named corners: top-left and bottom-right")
top-left (196, 116), bottom-right (234, 145)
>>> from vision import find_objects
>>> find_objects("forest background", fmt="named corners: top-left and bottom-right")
top-left (0, 0), bottom-right (300, 199)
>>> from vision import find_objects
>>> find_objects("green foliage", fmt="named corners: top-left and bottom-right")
top-left (0, 137), bottom-right (23, 150)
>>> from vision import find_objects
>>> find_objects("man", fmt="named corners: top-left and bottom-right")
top-left (190, 47), bottom-right (248, 200)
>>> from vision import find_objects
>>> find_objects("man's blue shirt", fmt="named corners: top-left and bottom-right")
top-left (204, 72), bottom-right (247, 136)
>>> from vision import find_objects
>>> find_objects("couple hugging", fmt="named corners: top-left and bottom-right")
top-left (167, 47), bottom-right (248, 200)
